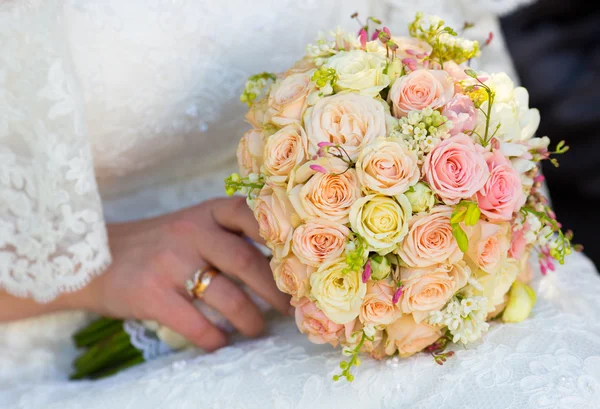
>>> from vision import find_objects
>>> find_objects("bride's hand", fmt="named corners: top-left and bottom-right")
top-left (70, 196), bottom-right (291, 351)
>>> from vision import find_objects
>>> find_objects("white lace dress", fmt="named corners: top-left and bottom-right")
top-left (1, 1), bottom-right (600, 408)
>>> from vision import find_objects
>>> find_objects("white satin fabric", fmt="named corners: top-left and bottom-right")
top-left (2, 0), bottom-right (600, 408)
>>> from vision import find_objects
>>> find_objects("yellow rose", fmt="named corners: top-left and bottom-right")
top-left (309, 259), bottom-right (367, 324)
top-left (349, 194), bottom-right (412, 254)
top-left (470, 258), bottom-right (519, 314)
top-left (324, 50), bottom-right (390, 97)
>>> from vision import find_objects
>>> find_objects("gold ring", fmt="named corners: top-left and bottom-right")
top-left (185, 267), bottom-right (218, 299)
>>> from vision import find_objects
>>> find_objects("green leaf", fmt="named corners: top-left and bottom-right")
top-left (464, 202), bottom-right (481, 226)
top-left (452, 224), bottom-right (469, 253)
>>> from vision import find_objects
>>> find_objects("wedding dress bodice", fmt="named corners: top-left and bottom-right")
top-left (2, 1), bottom-right (600, 409)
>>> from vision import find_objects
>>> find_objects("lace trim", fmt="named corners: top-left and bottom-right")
top-left (123, 320), bottom-right (172, 361)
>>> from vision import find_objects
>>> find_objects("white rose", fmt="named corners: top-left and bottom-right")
top-left (405, 182), bottom-right (436, 213)
top-left (470, 258), bottom-right (519, 314)
top-left (324, 50), bottom-right (390, 97)
top-left (349, 194), bottom-right (412, 254)
top-left (309, 259), bottom-right (367, 324)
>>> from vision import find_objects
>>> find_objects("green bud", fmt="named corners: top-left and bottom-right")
top-left (340, 361), bottom-right (348, 369)
top-left (452, 224), bottom-right (469, 253)
top-left (333, 375), bottom-right (340, 381)
top-left (370, 255), bottom-right (392, 280)
top-left (225, 186), bottom-right (237, 197)
top-left (450, 206), bottom-right (468, 224)
top-left (230, 173), bottom-right (241, 182)
top-left (502, 281), bottom-right (536, 323)
top-left (464, 202), bottom-right (481, 226)
top-left (405, 182), bottom-right (435, 213)
top-left (346, 374), bottom-right (355, 382)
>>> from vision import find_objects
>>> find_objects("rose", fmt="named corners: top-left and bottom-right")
top-left (309, 259), bottom-right (367, 324)
top-left (442, 94), bottom-right (477, 136)
top-left (396, 206), bottom-right (463, 267)
top-left (405, 182), bottom-right (436, 213)
top-left (471, 258), bottom-right (519, 314)
top-left (509, 222), bottom-right (529, 260)
top-left (324, 50), bottom-right (390, 96)
top-left (262, 123), bottom-right (309, 184)
top-left (370, 254), bottom-right (392, 280)
top-left (285, 56), bottom-right (317, 75)
top-left (394, 37), bottom-right (433, 60)
top-left (253, 185), bottom-right (296, 258)
top-left (355, 138), bottom-right (419, 195)
top-left (384, 314), bottom-right (441, 357)
top-left (477, 149), bottom-right (525, 222)
top-left (245, 98), bottom-right (270, 129)
top-left (388, 68), bottom-right (454, 118)
top-left (349, 194), bottom-right (412, 254)
top-left (293, 297), bottom-right (344, 345)
top-left (271, 255), bottom-right (314, 299)
top-left (291, 219), bottom-right (350, 267)
top-left (466, 220), bottom-right (511, 275)
top-left (288, 158), bottom-right (362, 224)
top-left (268, 72), bottom-right (314, 126)
top-left (399, 261), bottom-right (471, 322)
top-left (304, 92), bottom-right (387, 160)
top-left (236, 129), bottom-right (264, 177)
top-left (502, 281), bottom-right (536, 323)
top-left (423, 133), bottom-right (490, 205)
top-left (359, 280), bottom-right (401, 326)
top-left (443, 61), bottom-right (470, 85)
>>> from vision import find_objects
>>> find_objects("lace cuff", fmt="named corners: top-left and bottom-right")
top-left (0, 0), bottom-right (111, 302)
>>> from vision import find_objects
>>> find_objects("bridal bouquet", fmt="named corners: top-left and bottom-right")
top-left (225, 12), bottom-right (576, 381)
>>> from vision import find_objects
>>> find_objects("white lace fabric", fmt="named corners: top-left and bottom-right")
top-left (0, 0), bottom-right (110, 302)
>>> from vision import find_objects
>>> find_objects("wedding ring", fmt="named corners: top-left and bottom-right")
top-left (185, 267), bottom-right (218, 299)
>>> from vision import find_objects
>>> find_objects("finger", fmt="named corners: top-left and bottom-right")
top-left (151, 293), bottom-right (228, 352)
top-left (202, 274), bottom-right (265, 338)
top-left (199, 230), bottom-right (291, 315)
top-left (210, 196), bottom-right (266, 245)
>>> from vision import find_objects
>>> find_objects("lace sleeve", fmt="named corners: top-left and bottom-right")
top-left (0, 0), bottom-right (111, 302)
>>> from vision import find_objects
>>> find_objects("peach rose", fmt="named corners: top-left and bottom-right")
top-left (271, 255), bottom-right (314, 299)
top-left (396, 206), bottom-right (463, 268)
top-left (245, 98), bottom-right (270, 129)
top-left (293, 297), bottom-right (343, 346)
top-left (236, 128), bottom-right (264, 177)
top-left (355, 138), bottom-right (419, 195)
top-left (359, 280), bottom-right (402, 326)
top-left (288, 158), bottom-right (362, 224)
top-left (262, 123), bottom-right (309, 184)
top-left (466, 221), bottom-right (511, 275)
top-left (253, 185), bottom-right (297, 258)
top-left (268, 72), bottom-right (314, 126)
top-left (292, 219), bottom-right (350, 267)
top-left (285, 56), bottom-right (317, 76)
top-left (399, 261), bottom-right (471, 322)
top-left (384, 314), bottom-right (441, 357)
top-left (304, 93), bottom-right (387, 160)
top-left (423, 133), bottom-right (490, 205)
top-left (477, 149), bottom-right (526, 222)
top-left (388, 68), bottom-right (454, 118)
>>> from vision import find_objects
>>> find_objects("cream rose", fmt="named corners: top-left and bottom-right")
top-left (271, 255), bottom-right (314, 300)
top-left (355, 138), bottom-right (420, 195)
top-left (268, 72), bottom-right (314, 126)
top-left (304, 93), bottom-right (387, 160)
top-left (396, 206), bottom-right (463, 267)
top-left (288, 158), bottom-right (362, 224)
top-left (349, 194), bottom-right (412, 255)
top-left (293, 297), bottom-right (344, 346)
top-left (262, 123), bottom-right (309, 184)
top-left (309, 259), bottom-right (367, 324)
top-left (324, 50), bottom-right (390, 96)
top-left (466, 221), bottom-right (511, 275)
top-left (399, 261), bottom-right (471, 322)
top-left (292, 219), bottom-right (350, 267)
top-left (388, 68), bottom-right (454, 118)
top-left (384, 314), bottom-right (441, 357)
top-left (470, 258), bottom-right (519, 314)
top-left (359, 280), bottom-right (402, 326)
top-left (236, 128), bottom-right (264, 177)
top-left (253, 185), bottom-right (297, 258)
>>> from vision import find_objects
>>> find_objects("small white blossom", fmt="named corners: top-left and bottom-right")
top-left (427, 296), bottom-right (490, 345)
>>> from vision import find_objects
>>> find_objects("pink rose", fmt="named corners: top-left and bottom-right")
top-left (384, 314), bottom-right (441, 357)
top-left (423, 134), bottom-right (490, 204)
top-left (443, 61), bottom-right (470, 85)
top-left (236, 129), bottom-right (264, 177)
top-left (263, 123), bottom-right (309, 184)
top-left (442, 94), bottom-right (477, 136)
top-left (466, 221), bottom-right (511, 275)
top-left (268, 72), bottom-right (314, 126)
top-left (359, 280), bottom-right (402, 326)
top-left (399, 261), bottom-right (471, 322)
top-left (396, 206), bottom-right (463, 267)
top-left (477, 149), bottom-right (525, 222)
top-left (253, 185), bottom-right (296, 258)
top-left (292, 219), bottom-right (350, 267)
top-left (293, 297), bottom-right (343, 346)
top-left (271, 255), bottom-right (314, 300)
top-left (388, 69), bottom-right (454, 118)
top-left (394, 37), bottom-right (433, 61)
top-left (509, 222), bottom-right (529, 260)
